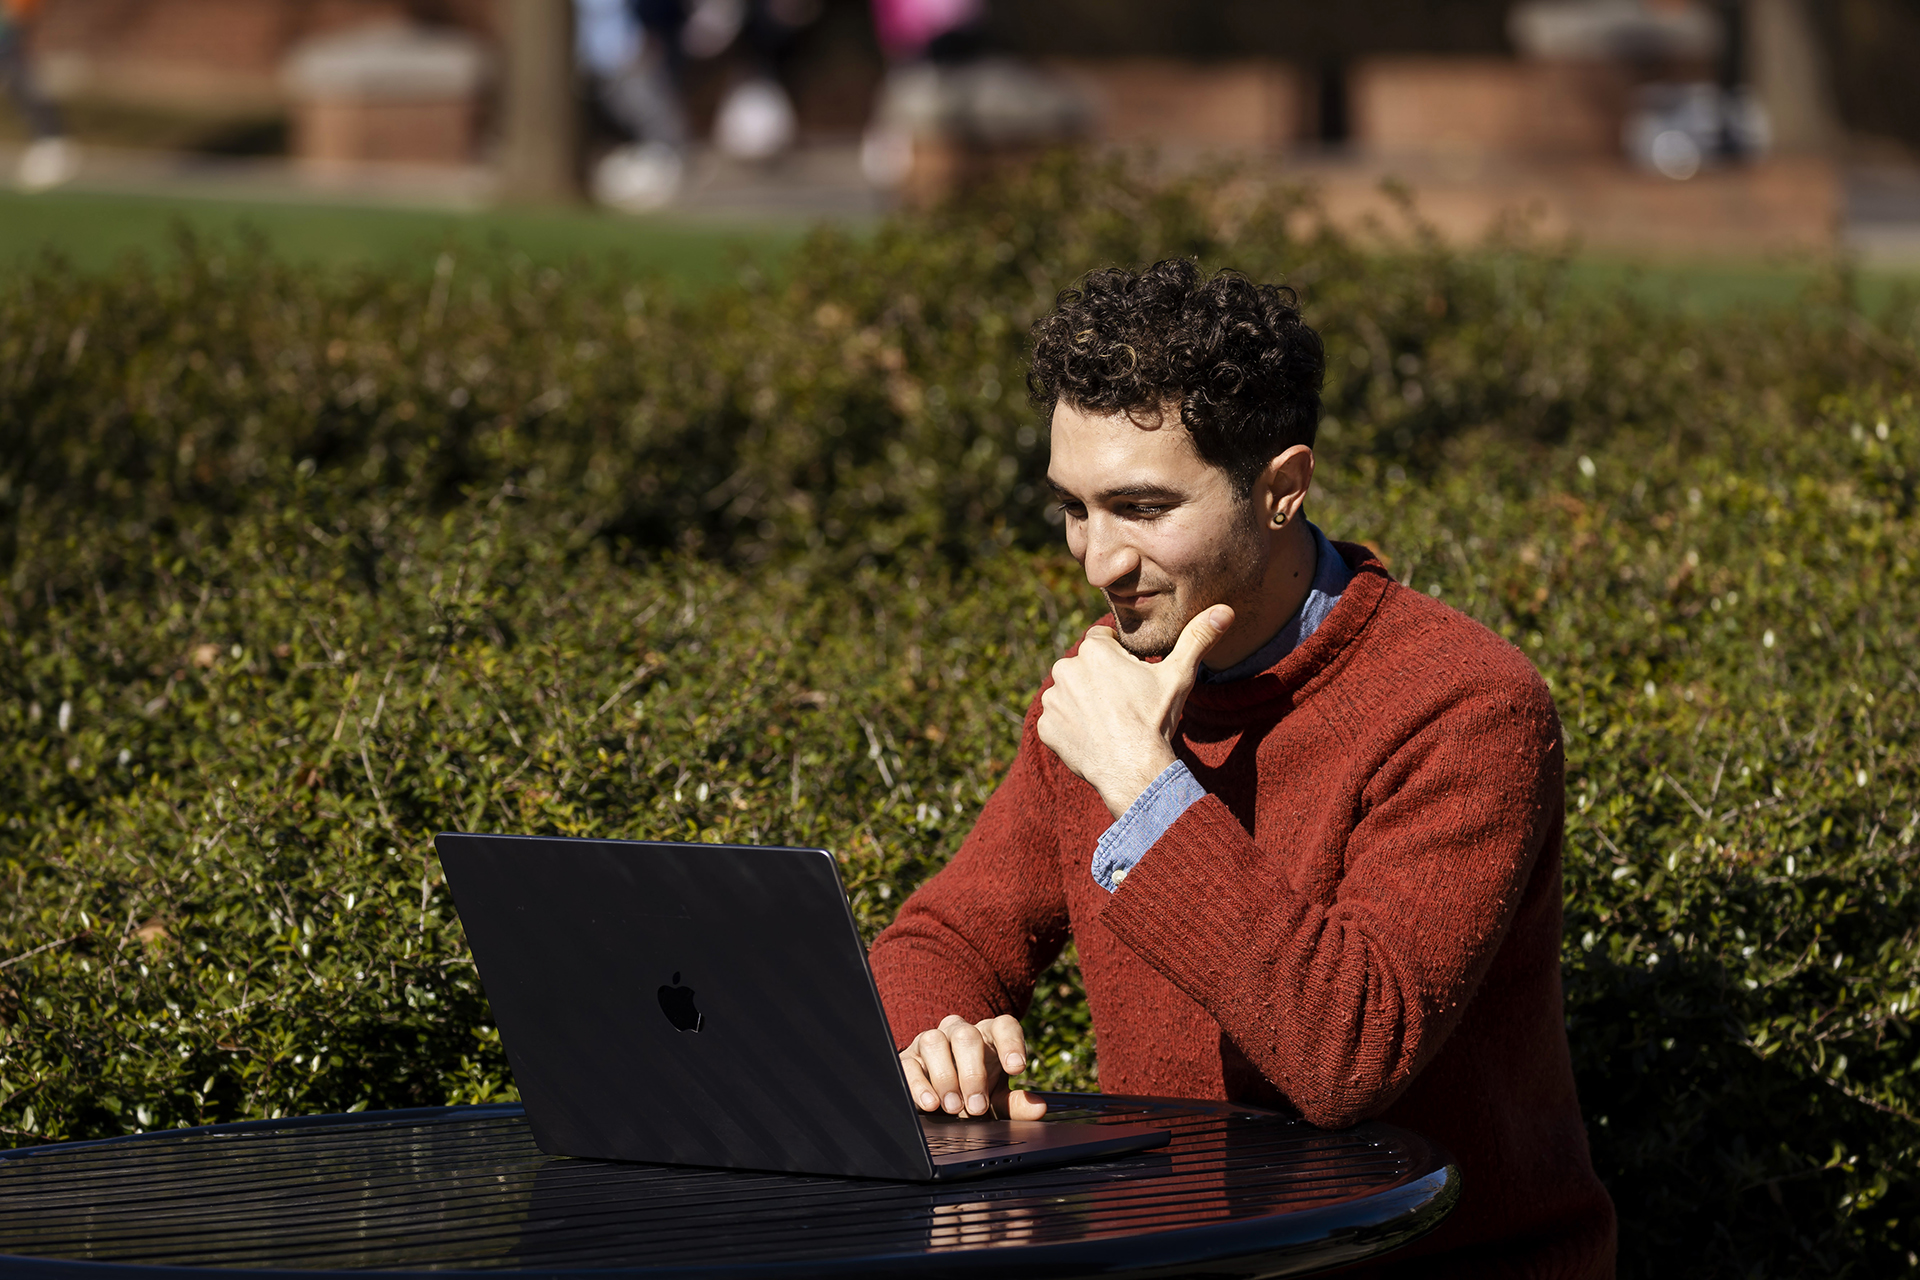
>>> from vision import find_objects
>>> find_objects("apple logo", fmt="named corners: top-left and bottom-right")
top-left (657, 972), bottom-right (704, 1033)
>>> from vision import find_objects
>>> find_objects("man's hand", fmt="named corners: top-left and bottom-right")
top-left (1037, 605), bottom-right (1233, 818)
top-left (900, 1014), bottom-right (1048, 1120)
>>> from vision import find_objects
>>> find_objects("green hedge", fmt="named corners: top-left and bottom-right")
top-left (8, 160), bottom-right (1908, 575)
top-left (3, 158), bottom-right (1918, 1276)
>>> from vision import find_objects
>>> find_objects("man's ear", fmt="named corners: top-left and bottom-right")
top-left (1257, 446), bottom-right (1315, 527)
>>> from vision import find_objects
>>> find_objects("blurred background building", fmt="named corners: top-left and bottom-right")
top-left (2, 0), bottom-right (1917, 258)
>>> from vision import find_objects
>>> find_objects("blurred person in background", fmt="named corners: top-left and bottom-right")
top-left (0, 0), bottom-right (74, 190)
top-left (693, 0), bottom-right (820, 164)
top-left (871, 0), bottom-right (984, 63)
top-left (577, 0), bottom-right (688, 211)
top-left (577, 0), bottom-right (821, 210)
top-left (859, 0), bottom-right (982, 185)
top-left (859, 0), bottom-right (1085, 193)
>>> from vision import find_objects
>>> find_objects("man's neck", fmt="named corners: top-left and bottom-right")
top-left (1203, 517), bottom-right (1318, 671)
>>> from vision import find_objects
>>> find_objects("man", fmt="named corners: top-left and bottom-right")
top-left (866, 260), bottom-right (1617, 1275)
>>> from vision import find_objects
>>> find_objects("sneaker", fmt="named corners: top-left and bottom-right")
top-left (591, 141), bottom-right (685, 212)
top-left (714, 79), bottom-right (795, 162)
top-left (17, 137), bottom-right (77, 191)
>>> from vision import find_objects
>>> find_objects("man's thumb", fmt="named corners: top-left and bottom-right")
top-left (1167, 605), bottom-right (1234, 679)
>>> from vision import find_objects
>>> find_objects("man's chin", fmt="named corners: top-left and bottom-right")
top-left (1112, 615), bottom-right (1179, 659)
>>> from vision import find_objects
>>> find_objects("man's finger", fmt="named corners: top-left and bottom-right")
top-left (1164, 604), bottom-right (1234, 683)
top-left (983, 1014), bottom-right (1028, 1075)
top-left (1079, 626), bottom-right (1131, 658)
top-left (900, 1051), bottom-right (940, 1112)
top-left (943, 1019), bottom-right (993, 1116)
top-left (989, 1085), bottom-right (1049, 1120)
top-left (917, 1028), bottom-right (963, 1114)
top-left (1004, 1088), bottom-right (1049, 1121)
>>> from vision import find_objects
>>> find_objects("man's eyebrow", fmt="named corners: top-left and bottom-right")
top-left (1046, 478), bottom-right (1185, 502)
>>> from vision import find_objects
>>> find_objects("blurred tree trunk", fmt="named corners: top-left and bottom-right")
top-left (1748, 0), bottom-right (1841, 155)
top-left (498, 0), bottom-right (580, 203)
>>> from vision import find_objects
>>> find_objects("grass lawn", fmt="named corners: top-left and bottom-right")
top-left (1563, 254), bottom-right (1920, 317)
top-left (0, 187), bottom-right (809, 288)
top-left (2, 185), bottom-right (1914, 315)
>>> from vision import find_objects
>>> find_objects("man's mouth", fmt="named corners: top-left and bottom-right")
top-left (1106, 590), bottom-right (1159, 609)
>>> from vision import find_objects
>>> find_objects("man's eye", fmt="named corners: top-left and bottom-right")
top-left (1124, 505), bottom-right (1167, 518)
top-left (1057, 502), bottom-right (1086, 519)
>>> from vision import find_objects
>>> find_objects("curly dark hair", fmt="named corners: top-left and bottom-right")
top-left (1026, 259), bottom-right (1325, 496)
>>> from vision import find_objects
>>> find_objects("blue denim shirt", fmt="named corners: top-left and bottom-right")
top-left (1088, 522), bottom-right (1352, 892)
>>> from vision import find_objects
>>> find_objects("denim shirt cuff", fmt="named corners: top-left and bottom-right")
top-left (1089, 760), bottom-right (1208, 893)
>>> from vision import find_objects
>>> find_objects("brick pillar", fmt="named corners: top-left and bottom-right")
top-left (498, 0), bottom-right (579, 203)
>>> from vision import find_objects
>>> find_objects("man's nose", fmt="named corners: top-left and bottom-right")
top-left (1079, 515), bottom-right (1139, 589)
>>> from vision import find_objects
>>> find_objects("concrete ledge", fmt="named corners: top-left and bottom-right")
top-left (1281, 154), bottom-right (1841, 256)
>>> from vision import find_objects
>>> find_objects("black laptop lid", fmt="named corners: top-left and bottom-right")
top-left (436, 833), bottom-right (934, 1180)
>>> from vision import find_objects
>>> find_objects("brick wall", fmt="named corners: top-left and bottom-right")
top-left (35, 0), bottom-right (495, 109)
top-left (1351, 57), bottom-right (1629, 160)
top-left (1049, 58), bottom-right (1303, 155)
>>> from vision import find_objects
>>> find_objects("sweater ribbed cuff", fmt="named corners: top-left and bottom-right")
top-left (1095, 794), bottom-right (1282, 1001)
top-left (1090, 760), bottom-right (1208, 892)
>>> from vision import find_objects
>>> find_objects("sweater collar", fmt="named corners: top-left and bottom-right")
top-left (1181, 541), bottom-right (1394, 720)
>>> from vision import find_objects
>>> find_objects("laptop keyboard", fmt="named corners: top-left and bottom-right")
top-left (923, 1132), bottom-right (1019, 1155)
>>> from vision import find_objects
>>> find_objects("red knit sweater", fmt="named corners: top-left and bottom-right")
top-left (869, 544), bottom-right (1617, 1277)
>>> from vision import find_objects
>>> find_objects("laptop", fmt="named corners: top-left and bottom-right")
top-left (434, 832), bottom-right (1172, 1181)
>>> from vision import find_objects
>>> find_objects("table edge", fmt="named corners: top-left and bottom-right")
top-left (0, 1096), bottom-right (1461, 1279)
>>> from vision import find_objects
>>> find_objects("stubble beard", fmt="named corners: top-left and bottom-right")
top-left (1109, 516), bottom-right (1268, 659)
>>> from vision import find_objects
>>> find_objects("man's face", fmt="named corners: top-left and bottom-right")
top-left (1046, 400), bottom-right (1267, 658)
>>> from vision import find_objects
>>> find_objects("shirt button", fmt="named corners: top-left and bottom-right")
top-left (1110, 867), bottom-right (1128, 884)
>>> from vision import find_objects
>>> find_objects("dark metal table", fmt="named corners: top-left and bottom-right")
top-left (0, 1094), bottom-right (1457, 1279)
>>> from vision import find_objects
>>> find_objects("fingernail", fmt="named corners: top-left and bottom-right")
top-left (920, 1091), bottom-right (937, 1109)
top-left (944, 1092), bottom-right (962, 1113)
top-left (968, 1094), bottom-right (987, 1114)
top-left (1007, 1054), bottom-right (1025, 1071)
